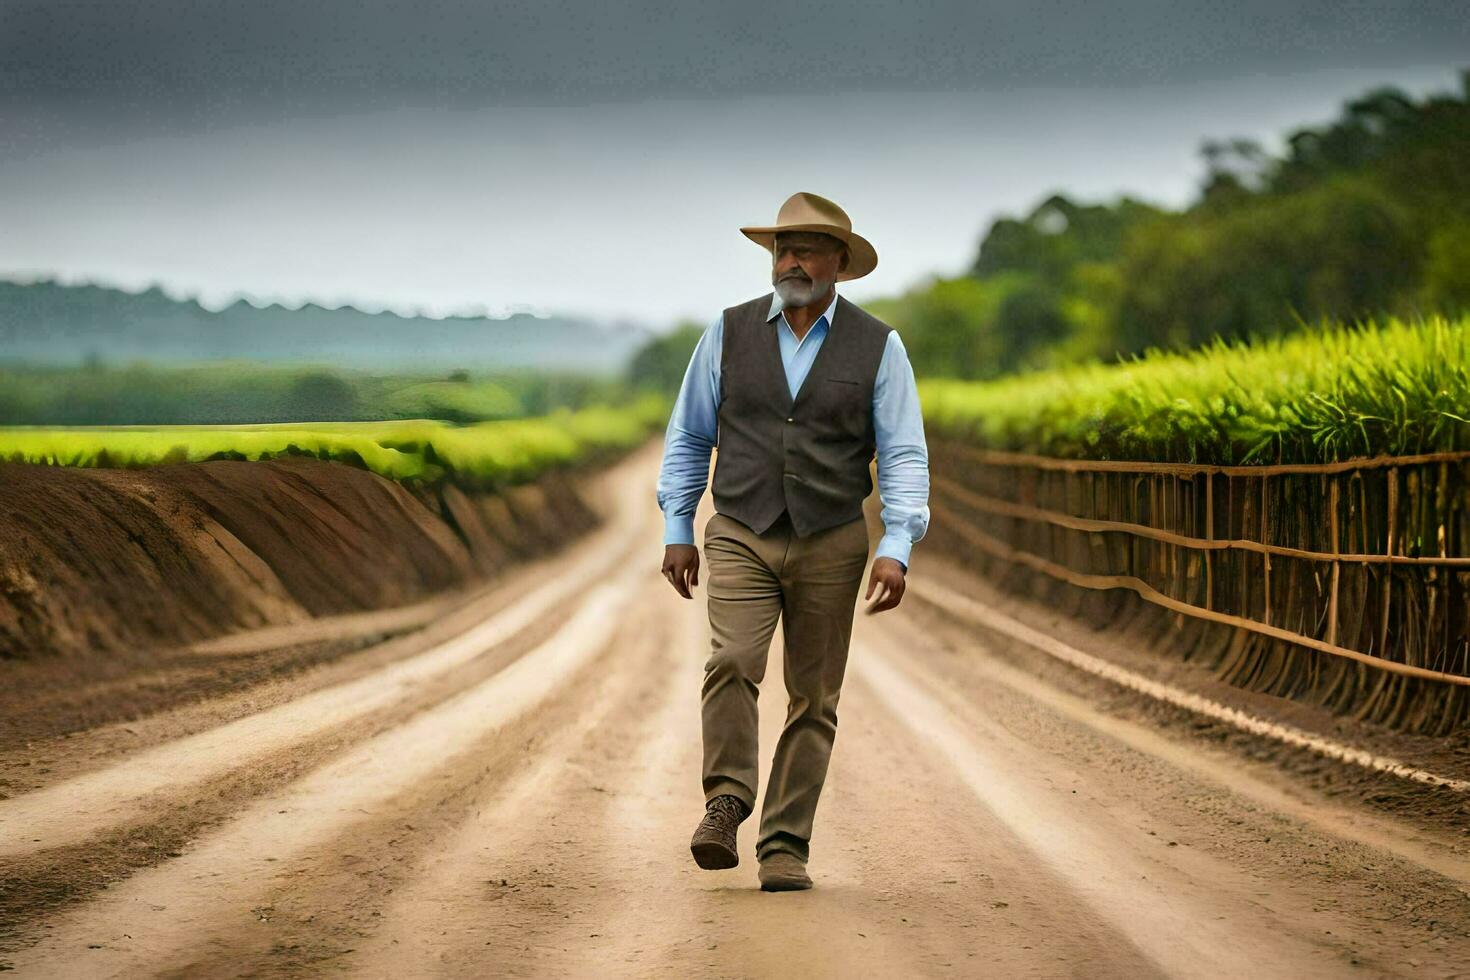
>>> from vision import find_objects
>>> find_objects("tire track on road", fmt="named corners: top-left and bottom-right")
top-left (0, 509), bottom-right (646, 863)
top-left (347, 576), bottom-right (706, 978)
top-left (851, 612), bottom-right (1470, 978)
top-left (910, 576), bottom-right (1470, 794)
top-left (2, 563), bottom-right (651, 976)
top-left (887, 587), bottom-right (1470, 886)
top-left (0, 455), bottom-right (664, 938)
top-left (152, 571), bottom-right (680, 980)
top-left (852, 636), bottom-right (1352, 977)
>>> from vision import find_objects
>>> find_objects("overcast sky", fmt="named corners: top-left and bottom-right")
top-left (2, 1), bottom-right (1466, 330)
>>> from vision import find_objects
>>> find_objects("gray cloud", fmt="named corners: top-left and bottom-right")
top-left (4, 69), bottom-right (1460, 327)
top-left (5, 0), bottom-right (1467, 121)
top-left (2, 2), bottom-right (1464, 326)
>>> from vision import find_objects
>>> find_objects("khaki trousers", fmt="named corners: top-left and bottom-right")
top-left (700, 508), bottom-right (870, 864)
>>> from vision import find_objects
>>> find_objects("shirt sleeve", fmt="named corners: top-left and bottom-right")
top-left (871, 330), bottom-right (931, 570)
top-left (655, 314), bottom-right (722, 546)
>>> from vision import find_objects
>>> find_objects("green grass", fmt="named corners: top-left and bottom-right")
top-left (0, 393), bottom-right (669, 488)
top-left (918, 312), bottom-right (1470, 464)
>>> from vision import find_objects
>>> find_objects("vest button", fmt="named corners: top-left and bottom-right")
top-left (786, 417), bottom-right (794, 423)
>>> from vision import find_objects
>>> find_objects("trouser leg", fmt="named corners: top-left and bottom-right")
top-left (755, 514), bottom-right (870, 863)
top-left (700, 512), bottom-right (785, 813)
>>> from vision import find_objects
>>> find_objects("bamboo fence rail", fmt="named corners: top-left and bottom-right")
top-left (931, 439), bottom-right (1470, 734)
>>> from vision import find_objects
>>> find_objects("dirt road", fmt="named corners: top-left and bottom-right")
top-left (3, 441), bottom-right (1470, 977)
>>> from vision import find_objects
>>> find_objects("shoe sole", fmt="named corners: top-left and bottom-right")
top-left (759, 876), bottom-right (812, 892)
top-left (690, 839), bottom-right (739, 870)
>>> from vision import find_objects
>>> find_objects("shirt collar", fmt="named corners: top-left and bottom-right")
top-left (767, 287), bottom-right (839, 330)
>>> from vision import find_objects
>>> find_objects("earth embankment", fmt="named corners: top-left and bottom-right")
top-left (0, 453), bottom-right (607, 662)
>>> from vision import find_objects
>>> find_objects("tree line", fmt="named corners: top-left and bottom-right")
top-left (629, 69), bottom-right (1470, 390)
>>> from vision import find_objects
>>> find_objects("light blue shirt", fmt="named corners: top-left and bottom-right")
top-left (655, 288), bottom-right (931, 569)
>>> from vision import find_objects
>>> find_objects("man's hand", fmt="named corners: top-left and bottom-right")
top-left (662, 544), bottom-right (700, 599)
top-left (863, 556), bottom-right (906, 614)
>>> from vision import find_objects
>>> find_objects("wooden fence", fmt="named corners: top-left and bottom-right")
top-left (930, 439), bottom-right (1470, 734)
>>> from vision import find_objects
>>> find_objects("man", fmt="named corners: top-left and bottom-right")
top-left (656, 191), bottom-right (930, 892)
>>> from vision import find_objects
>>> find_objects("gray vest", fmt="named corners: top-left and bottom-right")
top-left (711, 291), bottom-right (893, 537)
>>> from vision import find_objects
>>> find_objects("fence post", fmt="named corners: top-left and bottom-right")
top-left (1327, 476), bottom-right (1340, 647)
top-left (1262, 473), bottom-right (1272, 627)
top-left (1204, 473), bottom-right (1214, 611)
top-left (1380, 467), bottom-right (1397, 656)
top-left (1171, 473), bottom-right (1182, 629)
top-left (1438, 460), bottom-right (1450, 668)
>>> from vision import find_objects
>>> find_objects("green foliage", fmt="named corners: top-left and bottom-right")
top-left (0, 362), bottom-right (635, 426)
top-left (972, 194), bottom-right (1166, 280)
top-left (1112, 175), bottom-right (1421, 352)
top-left (865, 275), bottom-right (1013, 379)
top-left (861, 72), bottom-right (1470, 373)
top-left (382, 380), bottom-right (522, 423)
top-left (285, 372), bottom-right (360, 420)
top-left (919, 312), bottom-right (1470, 465)
top-left (0, 393), bottom-right (671, 489)
top-left (422, 396), bottom-right (668, 487)
top-left (626, 320), bottom-right (705, 393)
top-left (1421, 224), bottom-right (1470, 312)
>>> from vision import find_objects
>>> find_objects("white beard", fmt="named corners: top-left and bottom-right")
top-left (774, 273), bottom-right (833, 309)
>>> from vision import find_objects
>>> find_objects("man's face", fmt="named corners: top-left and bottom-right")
top-left (772, 232), bottom-right (849, 308)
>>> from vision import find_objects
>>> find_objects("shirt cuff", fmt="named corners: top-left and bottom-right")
top-left (664, 513), bottom-right (696, 546)
top-left (875, 534), bottom-right (911, 571)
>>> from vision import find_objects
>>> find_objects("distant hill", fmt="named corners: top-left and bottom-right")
top-left (0, 278), bottom-right (653, 375)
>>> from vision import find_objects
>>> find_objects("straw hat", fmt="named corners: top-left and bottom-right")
top-left (740, 191), bottom-right (878, 282)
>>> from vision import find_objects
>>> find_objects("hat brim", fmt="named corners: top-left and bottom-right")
top-left (739, 224), bottom-right (878, 282)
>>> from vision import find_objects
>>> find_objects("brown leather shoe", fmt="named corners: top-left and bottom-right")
top-left (690, 794), bottom-right (750, 869)
top-left (758, 851), bottom-right (812, 891)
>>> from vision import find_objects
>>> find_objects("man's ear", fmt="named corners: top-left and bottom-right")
top-left (839, 246), bottom-right (850, 273)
